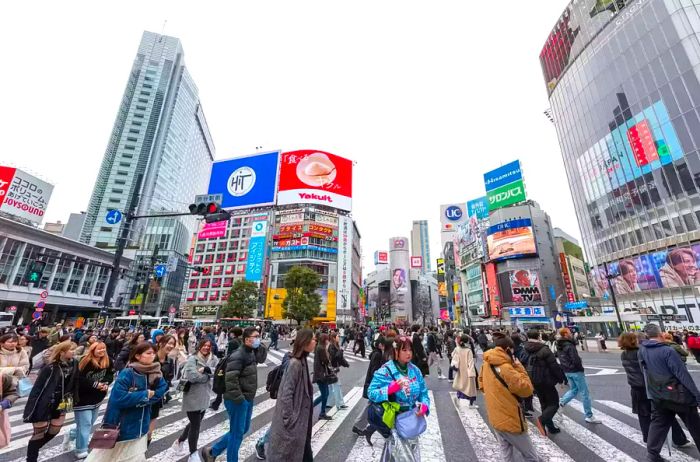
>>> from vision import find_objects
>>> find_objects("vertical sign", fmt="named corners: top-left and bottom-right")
top-left (390, 237), bottom-right (412, 317)
top-left (485, 262), bottom-right (501, 317)
top-left (337, 216), bottom-right (353, 316)
top-left (246, 220), bottom-right (267, 282)
top-left (437, 258), bottom-right (448, 321)
top-left (559, 253), bottom-right (575, 302)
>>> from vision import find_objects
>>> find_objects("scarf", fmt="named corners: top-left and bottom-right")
top-left (128, 361), bottom-right (163, 386)
top-left (394, 360), bottom-right (409, 376)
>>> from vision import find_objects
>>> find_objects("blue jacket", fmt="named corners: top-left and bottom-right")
top-left (639, 339), bottom-right (700, 404)
top-left (368, 360), bottom-right (430, 412)
top-left (103, 367), bottom-right (168, 441)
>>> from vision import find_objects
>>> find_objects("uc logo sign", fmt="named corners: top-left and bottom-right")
top-left (445, 206), bottom-right (463, 221)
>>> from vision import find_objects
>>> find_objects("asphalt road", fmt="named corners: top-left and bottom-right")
top-left (4, 341), bottom-right (700, 461)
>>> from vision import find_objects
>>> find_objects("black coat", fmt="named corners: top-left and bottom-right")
top-left (24, 361), bottom-right (76, 422)
top-left (114, 344), bottom-right (132, 371)
top-left (363, 349), bottom-right (384, 399)
top-left (105, 336), bottom-right (124, 361)
top-left (313, 345), bottom-right (332, 384)
top-left (621, 348), bottom-right (645, 389)
top-left (74, 359), bottom-right (114, 409)
top-left (523, 341), bottom-right (565, 386)
top-left (30, 336), bottom-right (49, 359)
top-left (556, 338), bottom-right (584, 373)
top-left (411, 333), bottom-right (429, 376)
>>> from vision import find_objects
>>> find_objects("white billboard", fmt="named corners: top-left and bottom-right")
top-left (337, 215), bottom-right (353, 316)
top-left (0, 167), bottom-right (54, 225)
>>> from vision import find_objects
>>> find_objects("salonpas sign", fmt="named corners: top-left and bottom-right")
top-left (487, 179), bottom-right (526, 210)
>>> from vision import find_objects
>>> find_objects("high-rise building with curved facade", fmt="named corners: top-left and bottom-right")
top-left (542, 1), bottom-right (700, 326)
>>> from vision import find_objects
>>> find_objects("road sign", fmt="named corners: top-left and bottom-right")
top-left (168, 305), bottom-right (177, 314)
top-left (194, 193), bottom-right (223, 205)
top-left (105, 209), bottom-right (123, 225)
top-left (7, 306), bottom-right (16, 312)
top-left (154, 265), bottom-right (167, 278)
top-left (32, 311), bottom-right (42, 320)
top-left (40, 290), bottom-right (48, 299)
top-left (36, 300), bottom-right (46, 309)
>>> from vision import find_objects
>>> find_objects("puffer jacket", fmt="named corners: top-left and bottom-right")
top-left (102, 367), bottom-right (168, 442)
top-left (367, 360), bottom-right (430, 410)
top-left (479, 347), bottom-right (533, 434)
top-left (556, 338), bottom-right (584, 373)
top-left (522, 341), bottom-right (565, 386)
top-left (224, 344), bottom-right (267, 403)
top-left (620, 349), bottom-right (644, 389)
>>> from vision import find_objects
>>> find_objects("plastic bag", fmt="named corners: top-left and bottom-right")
top-left (380, 429), bottom-right (421, 462)
top-left (18, 378), bottom-right (33, 398)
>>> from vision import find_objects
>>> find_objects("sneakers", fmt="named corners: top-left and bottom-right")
top-left (188, 450), bottom-right (203, 462)
top-left (200, 447), bottom-right (216, 462)
top-left (438, 375), bottom-right (447, 380)
top-left (673, 441), bottom-right (695, 449)
top-left (75, 452), bottom-right (89, 460)
top-left (255, 441), bottom-right (266, 460)
top-left (171, 438), bottom-right (187, 456)
top-left (534, 417), bottom-right (547, 436)
top-left (585, 416), bottom-right (602, 424)
top-left (337, 405), bottom-right (349, 410)
top-left (318, 414), bottom-right (333, 421)
top-left (468, 402), bottom-right (479, 409)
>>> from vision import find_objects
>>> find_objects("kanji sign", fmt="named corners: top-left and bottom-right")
top-left (0, 167), bottom-right (54, 225)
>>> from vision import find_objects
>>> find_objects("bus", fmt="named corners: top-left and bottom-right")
top-left (110, 315), bottom-right (169, 330)
top-left (218, 317), bottom-right (266, 329)
top-left (0, 312), bottom-right (14, 329)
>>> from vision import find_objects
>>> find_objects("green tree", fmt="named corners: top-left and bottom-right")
top-left (282, 265), bottom-right (323, 323)
top-left (222, 280), bottom-right (259, 318)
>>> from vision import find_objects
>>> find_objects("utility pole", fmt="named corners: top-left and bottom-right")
top-left (603, 261), bottom-right (625, 334)
top-left (138, 244), bottom-right (159, 325)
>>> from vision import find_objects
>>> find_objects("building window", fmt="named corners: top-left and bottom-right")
top-left (135, 106), bottom-right (146, 111)
top-left (140, 91), bottom-right (150, 96)
top-left (198, 291), bottom-right (208, 301)
top-left (132, 121), bottom-right (142, 126)
top-left (138, 97), bottom-right (149, 103)
top-left (189, 279), bottom-right (199, 289)
top-left (129, 129), bottom-right (140, 134)
top-left (223, 278), bottom-right (233, 287)
top-left (187, 291), bottom-right (196, 301)
top-left (201, 279), bottom-right (210, 288)
top-left (115, 179), bottom-right (126, 185)
top-left (126, 137), bottom-right (138, 142)
top-left (100, 227), bottom-right (112, 232)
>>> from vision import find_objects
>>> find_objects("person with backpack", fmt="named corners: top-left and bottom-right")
top-left (171, 338), bottom-right (218, 461)
top-left (201, 327), bottom-right (267, 462)
top-left (511, 334), bottom-right (533, 418)
top-left (411, 324), bottom-right (429, 377)
top-left (452, 334), bottom-right (478, 407)
top-left (427, 327), bottom-right (445, 379)
top-left (522, 330), bottom-right (565, 436)
top-left (686, 332), bottom-right (700, 362)
top-left (557, 328), bottom-right (601, 424)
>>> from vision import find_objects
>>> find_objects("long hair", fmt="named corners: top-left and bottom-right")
top-left (79, 341), bottom-right (110, 371)
top-left (292, 328), bottom-right (314, 359)
top-left (49, 340), bottom-right (77, 364)
top-left (129, 342), bottom-right (157, 363)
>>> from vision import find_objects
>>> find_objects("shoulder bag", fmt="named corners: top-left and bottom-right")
top-left (395, 405), bottom-right (427, 439)
top-left (89, 369), bottom-right (137, 450)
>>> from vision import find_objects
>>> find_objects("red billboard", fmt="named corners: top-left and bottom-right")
top-left (277, 150), bottom-right (353, 211)
top-left (485, 262), bottom-right (501, 317)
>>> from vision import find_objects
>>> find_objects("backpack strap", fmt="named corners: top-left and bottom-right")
top-left (489, 364), bottom-right (522, 403)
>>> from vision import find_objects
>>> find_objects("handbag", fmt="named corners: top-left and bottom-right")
top-left (395, 408), bottom-right (427, 439)
top-left (89, 369), bottom-right (138, 450)
top-left (18, 377), bottom-right (33, 398)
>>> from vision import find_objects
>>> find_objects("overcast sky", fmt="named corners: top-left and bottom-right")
top-left (0, 0), bottom-right (575, 272)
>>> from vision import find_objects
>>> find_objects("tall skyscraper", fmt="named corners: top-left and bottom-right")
top-left (411, 220), bottom-right (431, 272)
top-left (81, 31), bottom-right (215, 315)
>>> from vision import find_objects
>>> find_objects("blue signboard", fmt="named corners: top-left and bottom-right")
top-left (564, 300), bottom-right (588, 310)
top-left (487, 218), bottom-right (532, 235)
top-left (208, 151), bottom-right (280, 209)
top-left (483, 160), bottom-right (522, 192)
top-left (467, 196), bottom-right (489, 220)
top-left (105, 210), bottom-right (123, 225)
top-left (245, 221), bottom-right (267, 282)
top-left (154, 265), bottom-right (167, 278)
top-left (508, 306), bottom-right (545, 318)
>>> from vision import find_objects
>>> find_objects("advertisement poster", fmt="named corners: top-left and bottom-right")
top-left (485, 262), bottom-right (501, 317)
top-left (336, 216), bottom-right (353, 315)
top-left (440, 203), bottom-right (467, 231)
top-left (277, 150), bottom-right (353, 211)
top-left (410, 256), bottom-right (423, 268)
top-left (487, 178), bottom-right (526, 211)
top-left (198, 220), bottom-right (228, 240)
top-left (486, 219), bottom-right (537, 261)
top-left (389, 237), bottom-right (411, 315)
top-left (0, 167), bottom-right (54, 225)
top-left (508, 269), bottom-right (542, 302)
top-left (483, 160), bottom-right (522, 192)
top-left (245, 220), bottom-right (268, 282)
top-left (467, 196), bottom-right (489, 220)
top-left (208, 151), bottom-right (280, 209)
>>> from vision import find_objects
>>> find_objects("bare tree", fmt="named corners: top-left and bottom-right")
top-left (415, 284), bottom-right (434, 327)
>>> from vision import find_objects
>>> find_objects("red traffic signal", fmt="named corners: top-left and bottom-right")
top-left (202, 267), bottom-right (211, 275)
top-left (207, 203), bottom-right (219, 214)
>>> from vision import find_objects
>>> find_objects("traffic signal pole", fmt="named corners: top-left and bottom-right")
top-left (138, 244), bottom-right (159, 325)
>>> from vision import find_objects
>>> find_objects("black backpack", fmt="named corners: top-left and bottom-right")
top-left (212, 354), bottom-right (230, 395)
top-left (266, 364), bottom-right (285, 399)
top-left (526, 351), bottom-right (549, 386)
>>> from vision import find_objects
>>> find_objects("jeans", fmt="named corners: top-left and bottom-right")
top-left (647, 406), bottom-right (700, 461)
top-left (313, 382), bottom-right (330, 416)
top-left (329, 382), bottom-right (345, 408)
top-left (71, 408), bottom-right (99, 453)
top-left (211, 399), bottom-right (254, 462)
top-left (560, 372), bottom-right (593, 418)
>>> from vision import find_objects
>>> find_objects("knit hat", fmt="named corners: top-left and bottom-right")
top-left (151, 329), bottom-right (165, 344)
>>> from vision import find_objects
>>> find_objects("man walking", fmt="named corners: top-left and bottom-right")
top-left (640, 324), bottom-right (700, 462)
top-left (522, 330), bottom-right (565, 435)
top-left (269, 326), bottom-right (279, 351)
top-left (427, 327), bottom-right (445, 379)
top-left (557, 328), bottom-right (601, 424)
top-left (202, 327), bottom-right (267, 462)
top-left (480, 332), bottom-right (541, 461)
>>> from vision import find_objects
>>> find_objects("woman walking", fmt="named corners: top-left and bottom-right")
top-left (148, 335), bottom-right (177, 444)
top-left (85, 342), bottom-right (168, 462)
top-left (171, 338), bottom-right (218, 461)
top-left (267, 328), bottom-right (316, 462)
top-left (312, 333), bottom-right (334, 420)
top-left (24, 340), bottom-right (77, 462)
top-left (328, 332), bottom-right (349, 411)
top-left (0, 333), bottom-right (30, 379)
top-left (75, 335), bottom-right (99, 358)
top-left (451, 333), bottom-right (478, 407)
top-left (69, 341), bottom-right (114, 459)
top-left (368, 335), bottom-right (430, 461)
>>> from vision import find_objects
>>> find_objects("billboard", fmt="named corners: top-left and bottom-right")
top-left (277, 150), bottom-right (353, 211)
top-left (487, 179), bottom-right (526, 211)
top-left (410, 256), bottom-right (423, 268)
top-left (485, 262), bottom-right (501, 317)
top-left (198, 220), bottom-right (228, 240)
top-left (440, 203), bottom-right (467, 231)
top-left (390, 237), bottom-right (411, 315)
top-left (483, 160), bottom-right (522, 192)
top-left (208, 151), bottom-right (280, 210)
top-left (374, 251), bottom-right (389, 265)
top-left (576, 100), bottom-right (684, 205)
top-left (337, 216), bottom-right (353, 315)
top-left (507, 269), bottom-right (542, 303)
top-left (0, 167), bottom-right (54, 225)
top-left (487, 219), bottom-right (537, 262)
top-left (467, 196), bottom-right (489, 220)
top-left (508, 306), bottom-right (545, 318)
top-left (560, 253), bottom-right (575, 302)
top-left (245, 220), bottom-right (268, 282)
top-left (540, 0), bottom-right (644, 94)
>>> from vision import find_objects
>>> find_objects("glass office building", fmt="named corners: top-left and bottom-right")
top-left (411, 220), bottom-right (431, 272)
top-left (542, 1), bottom-right (700, 326)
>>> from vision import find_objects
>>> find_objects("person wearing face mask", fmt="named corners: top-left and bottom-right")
top-left (479, 332), bottom-right (540, 462)
top-left (201, 327), bottom-right (267, 462)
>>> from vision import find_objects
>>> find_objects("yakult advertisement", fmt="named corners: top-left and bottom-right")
top-left (0, 166), bottom-right (53, 225)
top-left (277, 150), bottom-right (353, 212)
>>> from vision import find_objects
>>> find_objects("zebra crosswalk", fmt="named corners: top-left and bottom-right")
top-left (3, 381), bottom-right (700, 461)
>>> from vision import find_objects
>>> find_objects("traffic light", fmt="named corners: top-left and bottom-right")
top-left (187, 202), bottom-right (230, 224)
top-left (24, 260), bottom-right (47, 285)
top-left (193, 266), bottom-right (211, 275)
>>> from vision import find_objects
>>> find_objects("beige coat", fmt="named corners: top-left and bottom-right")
top-left (451, 345), bottom-right (477, 397)
top-left (0, 348), bottom-right (29, 378)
